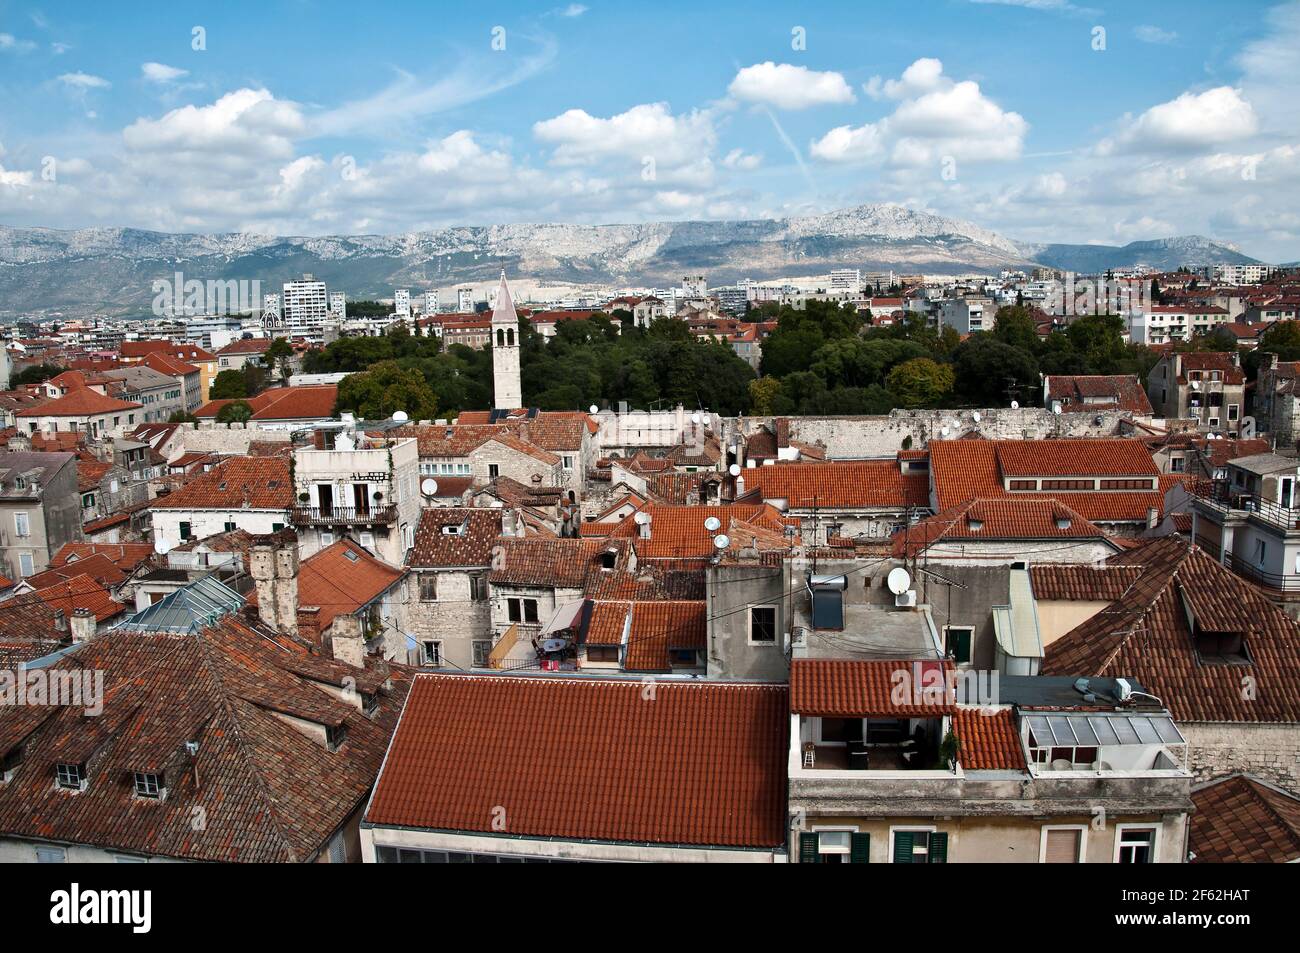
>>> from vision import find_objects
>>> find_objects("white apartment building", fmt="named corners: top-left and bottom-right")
top-left (1205, 263), bottom-right (1275, 285)
top-left (457, 288), bottom-right (473, 312)
top-left (395, 289), bottom-right (411, 318)
top-left (282, 274), bottom-right (330, 333)
top-left (329, 292), bottom-right (347, 320)
top-left (424, 290), bottom-right (439, 315)
top-left (829, 269), bottom-right (862, 293)
top-left (1129, 305), bottom-right (1232, 345)
top-left (936, 296), bottom-right (992, 334)
top-left (682, 275), bottom-right (708, 298)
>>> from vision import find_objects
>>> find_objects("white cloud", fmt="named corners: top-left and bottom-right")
top-left (123, 88), bottom-right (306, 159)
top-left (142, 62), bottom-right (190, 83)
top-left (0, 33), bottom-right (37, 53)
top-left (561, 3), bottom-right (588, 15)
top-left (0, 164), bottom-right (34, 187)
top-left (812, 58), bottom-right (1026, 167)
top-left (1098, 86), bottom-right (1258, 155)
top-left (58, 72), bottom-right (110, 89)
top-left (722, 148), bottom-right (762, 170)
top-left (728, 62), bottom-right (855, 109)
top-left (1134, 25), bottom-right (1178, 44)
top-left (533, 102), bottom-right (716, 168)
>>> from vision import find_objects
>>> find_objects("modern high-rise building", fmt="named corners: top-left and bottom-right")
top-left (424, 290), bottom-right (439, 315)
top-left (682, 275), bottom-right (708, 298)
top-left (829, 268), bottom-right (862, 293)
top-left (329, 292), bottom-right (347, 321)
top-left (395, 289), bottom-right (411, 318)
top-left (282, 274), bottom-right (330, 332)
top-left (457, 288), bottom-right (473, 313)
top-left (490, 272), bottom-right (522, 410)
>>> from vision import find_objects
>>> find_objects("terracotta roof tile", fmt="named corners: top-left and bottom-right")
top-left (740, 460), bottom-right (929, 509)
top-left (255, 539), bottom-right (404, 631)
top-left (893, 498), bottom-right (1111, 558)
top-left (790, 659), bottom-right (955, 717)
top-left (16, 388), bottom-right (141, 417)
top-left (622, 601), bottom-right (707, 672)
top-left (364, 674), bottom-right (789, 849)
top-left (1029, 565), bottom-right (1144, 601)
top-left (408, 508), bottom-right (502, 568)
top-left (1189, 775), bottom-right (1300, 863)
top-left (952, 707), bottom-right (1027, 771)
top-left (150, 456), bottom-right (293, 510)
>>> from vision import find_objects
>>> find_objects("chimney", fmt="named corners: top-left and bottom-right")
top-left (70, 607), bottom-right (96, 644)
top-left (1146, 507), bottom-right (1159, 529)
top-left (331, 614), bottom-right (366, 669)
top-left (639, 513), bottom-right (652, 539)
top-left (296, 606), bottom-right (322, 646)
top-left (250, 534), bottom-right (299, 637)
top-left (500, 508), bottom-right (519, 537)
top-left (250, 542), bottom-right (278, 631)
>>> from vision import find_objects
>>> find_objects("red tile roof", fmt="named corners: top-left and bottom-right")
top-left (274, 539), bottom-right (404, 631)
top-left (790, 659), bottom-right (955, 717)
top-left (892, 498), bottom-right (1111, 558)
top-left (15, 388), bottom-right (141, 417)
top-left (140, 350), bottom-right (200, 377)
top-left (739, 460), bottom-right (929, 509)
top-left (195, 385), bottom-right (337, 421)
top-left (364, 674), bottom-right (789, 849)
top-left (50, 542), bottom-right (153, 573)
top-left (1044, 375), bottom-right (1154, 416)
top-left (1029, 565), bottom-right (1144, 601)
top-left (149, 456), bottom-right (293, 510)
top-left (1189, 775), bottom-right (1300, 863)
top-left (993, 440), bottom-right (1158, 478)
top-left (490, 537), bottom-right (633, 589)
top-left (23, 553), bottom-right (126, 591)
top-left (952, 707), bottom-right (1027, 771)
top-left (408, 508), bottom-right (502, 568)
top-left (32, 572), bottom-right (125, 622)
top-left (604, 503), bottom-right (795, 558)
top-left (622, 600), bottom-right (707, 672)
top-left (0, 616), bottom-right (408, 862)
top-left (215, 337), bottom-right (272, 355)
top-left (1043, 536), bottom-right (1300, 723)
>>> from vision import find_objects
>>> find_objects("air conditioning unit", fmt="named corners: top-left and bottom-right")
top-left (895, 590), bottom-right (917, 608)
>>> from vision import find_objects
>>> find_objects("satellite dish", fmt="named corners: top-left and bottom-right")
top-left (940, 426), bottom-right (950, 437)
top-left (704, 516), bottom-right (722, 532)
top-left (1191, 380), bottom-right (1200, 390)
top-left (421, 477), bottom-right (439, 496)
top-left (971, 411), bottom-right (981, 423)
top-left (633, 511), bottom-right (651, 525)
top-left (728, 463), bottom-right (741, 477)
top-left (541, 638), bottom-right (568, 653)
top-left (713, 534), bottom-right (731, 550)
top-left (589, 404), bottom-right (599, 414)
top-left (1052, 404), bottom-right (1062, 415)
top-left (1010, 400), bottom-right (1020, 409)
top-left (153, 536), bottom-right (172, 555)
top-left (691, 412), bottom-right (702, 425)
top-left (887, 567), bottom-right (912, 595)
top-left (392, 410), bottom-right (409, 422)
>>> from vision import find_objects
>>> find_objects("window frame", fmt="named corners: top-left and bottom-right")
top-left (748, 604), bottom-right (778, 645)
top-left (1039, 824), bottom-right (1088, 863)
top-left (889, 825), bottom-right (939, 864)
top-left (1113, 824), bottom-right (1159, 864)
top-left (419, 574), bottom-right (439, 602)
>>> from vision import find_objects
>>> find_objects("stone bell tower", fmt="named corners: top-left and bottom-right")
top-left (491, 271), bottom-right (522, 410)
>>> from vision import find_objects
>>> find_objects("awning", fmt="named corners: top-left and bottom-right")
top-left (541, 600), bottom-right (585, 636)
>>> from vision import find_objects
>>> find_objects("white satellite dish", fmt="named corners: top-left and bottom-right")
top-left (704, 516), bottom-right (722, 532)
top-left (713, 534), bottom-right (731, 550)
top-left (421, 477), bottom-right (439, 496)
top-left (392, 410), bottom-right (409, 422)
top-left (633, 511), bottom-right (651, 525)
top-left (1052, 404), bottom-right (1062, 415)
top-left (153, 536), bottom-right (172, 556)
top-left (691, 412), bottom-right (702, 425)
top-left (589, 404), bottom-right (599, 414)
top-left (940, 426), bottom-right (950, 437)
top-left (728, 463), bottom-right (741, 477)
top-left (887, 567), bottom-right (912, 595)
top-left (1010, 400), bottom-right (1019, 409)
top-left (1190, 380), bottom-right (1200, 390)
top-left (971, 411), bottom-right (981, 423)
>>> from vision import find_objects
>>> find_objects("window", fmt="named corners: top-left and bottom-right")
top-left (891, 828), bottom-right (947, 864)
top-left (563, 455), bottom-right (574, 470)
top-left (945, 626), bottom-right (974, 665)
top-left (1228, 404), bottom-right (1240, 422)
top-left (18, 553), bottom-right (34, 578)
top-left (14, 512), bottom-right (30, 538)
top-left (488, 464), bottom-right (500, 479)
top-left (224, 521), bottom-right (237, 532)
top-left (799, 829), bottom-right (871, 864)
top-left (55, 762), bottom-right (84, 791)
top-left (750, 606), bottom-right (777, 643)
top-left (1040, 826), bottom-right (1086, 863)
top-left (133, 772), bottom-right (162, 799)
top-left (470, 574), bottom-right (488, 602)
top-left (670, 649), bottom-right (698, 667)
top-left (36, 846), bottom-right (66, 863)
top-left (421, 641), bottom-right (442, 666)
top-left (1115, 826), bottom-right (1157, 864)
top-left (586, 645), bottom-right (619, 663)
top-left (179, 521), bottom-right (192, 540)
top-left (328, 832), bottom-right (347, 864)
top-left (419, 574), bottom-right (438, 602)
top-left (507, 597), bottom-right (539, 624)
top-left (472, 640), bottom-right (492, 667)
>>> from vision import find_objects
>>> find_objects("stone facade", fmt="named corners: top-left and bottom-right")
top-left (469, 440), bottom-right (562, 488)
top-left (406, 568), bottom-right (493, 670)
top-left (1181, 722), bottom-right (1300, 794)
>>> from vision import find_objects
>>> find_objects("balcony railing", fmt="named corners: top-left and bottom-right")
top-left (290, 504), bottom-right (398, 526)
top-left (1192, 480), bottom-right (1300, 532)
top-left (1219, 550), bottom-right (1300, 595)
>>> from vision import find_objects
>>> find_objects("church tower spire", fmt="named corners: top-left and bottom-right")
top-left (490, 270), bottom-right (522, 410)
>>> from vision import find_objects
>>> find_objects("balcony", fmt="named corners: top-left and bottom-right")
top-left (290, 504), bottom-right (398, 527)
top-left (1193, 480), bottom-right (1300, 533)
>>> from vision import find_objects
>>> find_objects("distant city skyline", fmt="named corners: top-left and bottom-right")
top-left (0, 0), bottom-right (1298, 261)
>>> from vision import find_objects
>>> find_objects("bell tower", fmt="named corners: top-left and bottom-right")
top-left (491, 270), bottom-right (522, 410)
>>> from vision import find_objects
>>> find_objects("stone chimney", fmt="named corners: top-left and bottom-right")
top-left (296, 606), bottom-right (322, 646)
top-left (250, 534), bottom-right (300, 637)
top-left (331, 614), bottom-right (366, 669)
top-left (70, 607), bottom-right (96, 644)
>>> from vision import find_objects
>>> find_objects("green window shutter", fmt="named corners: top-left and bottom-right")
top-left (179, 522), bottom-right (191, 540)
top-left (928, 832), bottom-right (949, 864)
top-left (799, 832), bottom-right (820, 864)
top-left (952, 630), bottom-right (972, 664)
top-left (850, 832), bottom-right (871, 864)
top-left (893, 831), bottom-right (915, 864)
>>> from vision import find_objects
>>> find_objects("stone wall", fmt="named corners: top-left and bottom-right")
top-left (179, 422), bottom-right (291, 456)
top-left (405, 569), bottom-right (493, 670)
top-left (1182, 722), bottom-right (1300, 794)
top-left (469, 442), bottom-right (561, 488)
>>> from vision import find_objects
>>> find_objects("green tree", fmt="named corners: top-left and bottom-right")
top-left (335, 360), bottom-right (439, 420)
top-left (215, 400), bottom-right (253, 424)
top-left (210, 369), bottom-right (249, 399)
top-left (748, 376), bottom-right (782, 415)
top-left (991, 305), bottom-right (1040, 353)
top-left (11, 363), bottom-right (66, 386)
top-left (886, 357), bottom-right (956, 407)
top-left (265, 337), bottom-right (293, 381)
top-left (953, 336), bottom-right (1041, 406)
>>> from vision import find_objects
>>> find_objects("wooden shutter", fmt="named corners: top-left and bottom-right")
top-left (892, 831), bottom-right (915, 863)
top-left (928, 832), bottom-right (949, 864)
top-left (850, 832), bottom-right (871, 864)
top-left (799, 832), bottom-right (819, 864)
top-left (1043, 828), bottom-right (1080, 863)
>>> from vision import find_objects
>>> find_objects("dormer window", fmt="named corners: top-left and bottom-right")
top-left (1, 746), bottom-right (22, 783)
top-left (133, 772), bottom-right (163, 799)
top-left (55, 762), bottom-right (85, 791)
top-left (325, 723), bottom-right (348, 752)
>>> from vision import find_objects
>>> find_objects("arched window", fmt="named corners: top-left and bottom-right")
top-left (496, 328), bottom-right (505, 347)
top-left (506, 327), bottom-right (515, 346)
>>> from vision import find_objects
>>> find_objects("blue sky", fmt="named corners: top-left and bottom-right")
top-left (1, 0), bottom-right (1298, 260)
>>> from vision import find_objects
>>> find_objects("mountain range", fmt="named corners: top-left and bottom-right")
top-left (0, 204), bottom-right (1263, 317)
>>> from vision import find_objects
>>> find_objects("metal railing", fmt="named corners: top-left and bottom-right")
top-left (290, 504), bottom-right (398, 526)
top-left (1192, 481), bottom-right (1300, 532)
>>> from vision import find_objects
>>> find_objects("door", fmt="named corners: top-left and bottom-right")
top-left (1282, 477), bottom-right (1294, 509)
top-left (353, 482), bottom-right (370, 515)
top-left (317, 484), bottom-right (333, 516)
